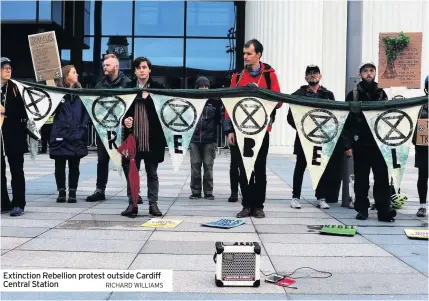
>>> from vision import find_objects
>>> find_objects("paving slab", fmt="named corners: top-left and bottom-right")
top-left (0, 219), bottom-right (65, 228)
top-left (38, 229), bottom-right (152, 240)
top-left (362, 234), bottom-right (429, 245)
top-left (259, 233), bottom-right (368, 244)
top-left (0, 227), bottom-right (50, 238)
top-left (1, 212), bottom-right (77, 220)
top-left (1, 237), bottom-right (33, 249)
top-left (109, 292), bottom-right (288, 300)
top-left (156, 222), bottom-right (256, 233)
top-left (357, 226), bottom-right (428, 235)
top-left (288, 295), bottom-right (429, 300)
top-left (0, 292), bottom-right (111, 301)
top-left (0, 250), bottom-right (135, 269)
top-left (264, 243), bottom-right (392, 257)
top-left (398, 255), bottom-right (428, 273)
top-left (56, 220), bottom-right (155, 231)
top-left (379, 244), bottom-right (428, 257)
top-left (251, 218), bottom-right (343, 225)
top-left (149, 232), bottom-right (260, 242)
top-left (270, 256), bottom-right (421, 274)
top-left (255, 224), bottom-right (323, 234)
top-left (337, 218), bottom-right (428, 227)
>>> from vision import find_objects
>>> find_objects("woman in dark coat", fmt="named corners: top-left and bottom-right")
top-left (121, 56), bottom-right (166, 217)
top-left (50, 65), bottom-right (90, 203)
top-left (414, 76), bottom-right (428, 217)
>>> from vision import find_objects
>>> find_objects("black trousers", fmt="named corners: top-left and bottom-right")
top-left (229, 144), bottom-right (241, 194)
top-left (353, 144), bottom-right (390, 213)
top-left (40, 123), bottom-right (53, 152)
top-left (1, 145), bottom-right (26, 209)
top-left (238, 132), bottom-right (270, 209)
top-left (96, 134), bottom-right (110, 190)
top-left (54, 157), bottom-right (81, 190)
top-left (418, 167), bottom-right (428, 204)
top-left (122, 153), bottom-right (159, 205)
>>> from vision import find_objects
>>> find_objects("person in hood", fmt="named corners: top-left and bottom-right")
top-left (223, 39), bottom-right (283, 218)
top-left (1, 57), bottom-right (29, 216)
top-left (121, 56), bottom-right (165, 217)
top-left (343, 62), bottom-right (396, 222)
top-left (287, 65), bottom-right (340, 210)
top-left (50, 65), bottom-right (90, 203)
top-left (86, 54), bottom-right (131, 202)
top-left (413, 76), bottom-right (428, 217)
top-left (189, 76), bottom-right (222, 201)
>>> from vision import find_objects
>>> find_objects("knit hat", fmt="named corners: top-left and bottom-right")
top-left (359, 62), bottom-right (376, 73)
top-left (1, 57), bottom-right (11, 67)
top-left (305, 65), bottom-right (320, 75)
top-left (195, 76), bottom-right (210, 88)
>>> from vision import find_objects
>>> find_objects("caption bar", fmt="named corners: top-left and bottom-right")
top-left (1, 270), bottom-right (173, 292)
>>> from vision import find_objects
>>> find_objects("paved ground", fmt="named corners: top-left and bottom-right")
top-left (1, 150), bottom-right (428, 301)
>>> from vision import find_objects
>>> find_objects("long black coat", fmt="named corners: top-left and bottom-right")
top-left (124, 78), bottom-right (166, 163)
top-left (1, 80), bottom-right (29, 155)
top-left (49, 94), bottom-right (90, 159)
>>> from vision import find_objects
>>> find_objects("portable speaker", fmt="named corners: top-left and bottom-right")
top-left (214, 241), bottom-right (261, 287)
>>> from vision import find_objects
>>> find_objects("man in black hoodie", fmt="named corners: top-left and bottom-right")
top-left (86, 54), bottom-right (131, 202)
top-left (287, 65), bottom-right (340, 210)
top-left (343, 62), bottom-right (396, 222)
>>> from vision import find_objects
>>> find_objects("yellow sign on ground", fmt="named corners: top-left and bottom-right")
top-left (404, 229), bottom-right (428, 240)
top-left (141, 218), bottom-right (183, 228)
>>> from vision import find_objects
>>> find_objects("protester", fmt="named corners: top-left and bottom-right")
top-left (287, 65), bottom-right (341, 209)
top-left (224, 39), bottom-right (282, 218)
top-left (1, 57), bottom-right (28, 216)
top-left (189, 76), bottom-right (222, 200)
top-left (413, 76), bottom-right (428, 217)
top-left (121, 56), bottom-right (165, 217)
top-left (50, 65), bottom-right (90, 203)
top-left (343, 62), bottom-right (396, 222)
top-left (86, 54), bottom-right (131, 202)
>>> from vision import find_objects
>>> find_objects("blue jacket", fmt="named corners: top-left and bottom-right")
top-left (49, 94), bottom-right (90, 158)
top-left (191, 97), bottom-right (223, 144)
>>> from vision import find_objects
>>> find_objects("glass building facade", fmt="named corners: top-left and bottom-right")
top-left (1, 1), bottom-right (245, 88)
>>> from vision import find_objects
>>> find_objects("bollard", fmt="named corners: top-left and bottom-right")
top-left (341, 153), bottom-right (354, 208)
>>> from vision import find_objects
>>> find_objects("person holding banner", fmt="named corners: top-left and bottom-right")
top-left (86, 54), bottom-right (131, 203)
top-left (1, 57), bottom-right (28, 216)
top-left (40, 114), bottom-right (54, 154)
top-left (189, 76), bottom-right (223, 201)
top-left (413, 76), bottom-right (428, 217)
top-left (224, 39), bottom-right (282, 218)
top-left (50, 65), bottom-right (90, 203)
top-left (343, 62), bottom-right (396, 222)
top-left (287, 65), bottom-right (339, 210)
top-left (121, 56), bottom-right (165, 217)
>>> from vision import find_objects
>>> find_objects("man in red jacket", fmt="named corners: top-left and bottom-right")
top-left (224, 39), bottom-right (282, 218)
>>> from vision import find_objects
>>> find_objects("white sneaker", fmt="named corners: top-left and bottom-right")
top-left (290, 198), bottom-right (301, 209)
top-left (317, 199), bottom-right (330, 209)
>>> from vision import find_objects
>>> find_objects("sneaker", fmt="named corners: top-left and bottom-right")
top-left (10, 207), bottom-right (24, 217)
top-left (236, 207), bottom-right (252, 218)
top-left (416, 204), bottom-right (427, 217)
top-left (204, 194), bottom-right (215, 200)
top-left (290, 198), bottom-right (301, 209)
top-left (86, 190), bottom-right (105, 202)
top-left (253, 208), bottom-right (265, 218)
top-left (317, 199), bottom-right (330, 209)
top-left (189, 193), bottom-right (202, 199)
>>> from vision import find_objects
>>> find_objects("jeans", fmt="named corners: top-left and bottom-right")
top-left (189, 142), bottom-right (216, 195)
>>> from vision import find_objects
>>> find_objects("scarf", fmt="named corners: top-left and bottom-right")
top-left (133, 82), bottom-right (150, 152)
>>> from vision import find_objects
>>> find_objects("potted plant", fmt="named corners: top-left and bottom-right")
top-left (382, 32), bottom-right (410, 79)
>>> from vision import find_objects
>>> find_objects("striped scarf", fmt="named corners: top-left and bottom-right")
top-left (133, 82), bottom-right (150, 152)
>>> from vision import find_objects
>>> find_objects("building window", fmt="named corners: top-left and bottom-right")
top-left (101, 1), bottom-right (132, 35)
top-left (134, 1), bottom-right (185, 36)
top-left (1, 1), bottom-right (37, 20)
top-left (39, 0), bottom-right (52, 20)
top-left (101, 36), bottom-right (133, 72)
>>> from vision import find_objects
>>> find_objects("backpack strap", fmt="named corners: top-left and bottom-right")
top-left (262, 63), bottom-right (272, 90)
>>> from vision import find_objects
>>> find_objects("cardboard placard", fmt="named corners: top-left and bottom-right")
top-left (28, 31), bottom-right (62, 82)
top-left (404, 229), bottom-right (428, 240)
top-left (416, 119), bottom-right (428, 146)
top-left (201, 219), bottom-right (246, 229)
top-left (141, 218), bottom-right (182, 228)
top-left (378, 32), bottom-right (422, 89)
top-left (320, 225), bottom-right (357, 236)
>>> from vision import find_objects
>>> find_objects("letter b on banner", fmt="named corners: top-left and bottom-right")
top-left (243, 138), bottom-right (256, 157)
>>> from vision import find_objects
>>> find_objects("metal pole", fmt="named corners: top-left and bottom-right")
top-left (341, 154), bottom-right (354, 208)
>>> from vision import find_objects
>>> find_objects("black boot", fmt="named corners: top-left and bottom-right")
top-left (86, 189), bottom-right (105, 202)
top-left (68, 189), bottom-right (77, 203)
top-left (228, 192), bottom-right (238, 202)
top-left (121, 205), bottom-right (138, 217)
top-left (56, 189), bottom-right (66, 203)
top-left (149, 203), bottom-right (163, 216)
top-left (378, 208), bottom-right (396, 222)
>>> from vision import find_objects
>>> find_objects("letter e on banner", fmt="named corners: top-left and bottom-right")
top-left (174, 135), bottom-right (183, 154)
top-left (312, 146), bottom-right (322, 166)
